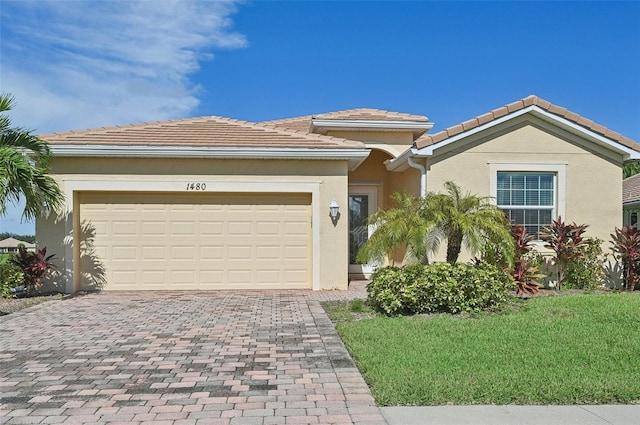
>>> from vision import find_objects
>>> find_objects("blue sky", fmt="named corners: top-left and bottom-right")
top-left (1, 0), bottom-right (639, 235)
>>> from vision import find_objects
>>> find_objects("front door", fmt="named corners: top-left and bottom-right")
top-left (348, 189), bottom-right (377, 276)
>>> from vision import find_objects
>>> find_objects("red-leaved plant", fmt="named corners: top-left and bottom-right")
top-left (610, 225), bottom-right (640, 291)
top-left (10, 246), bottom-right (57, 295)
top-left (511, 226), bottom-right (542, 297)
top-left (541, 217), bottom-right (588, 291)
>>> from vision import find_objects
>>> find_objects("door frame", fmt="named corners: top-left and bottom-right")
top-left (348, 185), bottom-right (378, 277)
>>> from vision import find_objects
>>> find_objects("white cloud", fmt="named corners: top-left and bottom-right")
top-left (0, 0), bottom-right (247, 134)
top-left (0, 0), bottom-right (247, 234)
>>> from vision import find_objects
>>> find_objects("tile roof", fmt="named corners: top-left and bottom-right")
top-left (265, 108), bottom-right (429, 133)
top-left (0, 237), bottom-right (35, 249)
top-left (623, 173), bottom-right (640, 204)
top-left (415, 95), bottom-right (640, 151)
top-left (40, 116), bottom-right (365, 149)
top-left (314, 108), bottom-right (429, 122)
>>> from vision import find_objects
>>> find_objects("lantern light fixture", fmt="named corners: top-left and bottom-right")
top-left (329, 199), bottom-right (340, 219)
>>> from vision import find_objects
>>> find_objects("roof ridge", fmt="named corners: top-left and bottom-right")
top-left (415, 94), bottom-right (639, 152)
top-left (38, 115), bottom-right (229, 138)
top-left (315, 107), bottom-right (429, 121)
top-left (252, 120), bottom-right (363, 147)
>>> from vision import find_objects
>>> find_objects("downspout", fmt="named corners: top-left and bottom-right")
top-left (407, 156), bottom-right (427, 198)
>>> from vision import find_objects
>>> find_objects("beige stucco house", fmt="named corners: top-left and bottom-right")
top-left (0, 237), bottom-right (36, 254)
top-left (37, 95), bottom-right (640, 293)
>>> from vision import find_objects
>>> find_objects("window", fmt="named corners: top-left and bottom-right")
top-left (497, 172), bottom-right (555, 239)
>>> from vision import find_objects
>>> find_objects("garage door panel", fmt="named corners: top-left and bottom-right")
top-left (171, 246), bottom-right (195, 259)
top-left (256, 222), bottom-right (280, 235)
top-left (141, 246), bottom-right (166, 260)
top-left (112, 246), bottom-right (137, 260)
top-left (141, 270), bottom-right (165, 285)
top-left (142, 221), bottom-right (166, 234)
top-left (80, 192), bottom-right (311, 290)
top-left (112, 270), bottom-right (137, 285)
top-left (256, 246), bottom-right (280, 259)
top-left (112, 221), bottom-right (137, 235)
top-left (200, 221), bottom-right (224, 236)
top-left (200, 245), bottom-right (224, 259)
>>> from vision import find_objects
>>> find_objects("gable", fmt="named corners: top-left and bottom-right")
top-left (414, 96), bottom-right (640, 161)
top-left (428, 115), bottom-right (625, 167)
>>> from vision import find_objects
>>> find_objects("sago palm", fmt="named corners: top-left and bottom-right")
top-left (425, 181), bottom-right (513, 264)
top-left (0, 93), bottom-right (64, 221)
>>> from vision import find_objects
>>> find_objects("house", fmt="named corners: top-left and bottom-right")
top-left (623, 173), bottom-right (640, 226)
top-left (0, 237), bottom-right (36, 254)
top-left (37, 95), bottom-right (640, 293)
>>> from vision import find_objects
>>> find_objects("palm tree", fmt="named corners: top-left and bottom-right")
top-left (357, 182), bottom-right (513, 266)
top-left (425, 181), bottom-right (513, 264)
top-left (356, 191), bottom-right (431, 265)
top-left (0, 93), bottom-right (64, 221)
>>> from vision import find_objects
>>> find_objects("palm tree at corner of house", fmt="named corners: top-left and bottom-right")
top-left (425, 181), bottom-right (513, 264)
top-left (0, 93), bottom-right (64, 221)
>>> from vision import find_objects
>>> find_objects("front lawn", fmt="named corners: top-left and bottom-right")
top-left (327, 293), bottom-right (640, 405)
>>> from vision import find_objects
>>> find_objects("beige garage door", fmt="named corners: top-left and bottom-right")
top-left (79, 192), bottom-right (312, 290)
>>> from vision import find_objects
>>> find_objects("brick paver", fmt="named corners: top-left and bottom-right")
top-left (0, 282), bottom-right (385, 424)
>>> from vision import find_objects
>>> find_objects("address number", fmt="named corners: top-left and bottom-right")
top-left (186, 182), bottom-right (207, 191)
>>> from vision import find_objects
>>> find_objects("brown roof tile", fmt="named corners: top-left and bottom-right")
top-left (264, 108), bottom-right (429, 133)
top-left (415, 95), bottom-right (640, 152)
top-left (623, 173), bottom-right (640, 204)
top-left (314, 108), bottom-right (429, 122)
top-left (41, 116), bottom-right (365, 149)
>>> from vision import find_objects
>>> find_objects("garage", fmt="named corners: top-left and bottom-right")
top-left (79, 191), bottom-right (312, 290)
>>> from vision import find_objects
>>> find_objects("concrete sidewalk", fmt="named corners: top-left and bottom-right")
top-left (382, 405), bottom-right (640, 425)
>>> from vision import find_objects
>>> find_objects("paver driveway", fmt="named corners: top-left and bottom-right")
top-left (0, 287), bottom-right (386, 425)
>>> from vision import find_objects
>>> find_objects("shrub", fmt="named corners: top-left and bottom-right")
top-left (564, 237), bottom-right (607, 290)
top-left (367, 262), bottom-right (513, 315)
top-left (0, 257), bottom-right (23, 298)
top-left (541, 217), bottom-right (588, 291)
top-left (511, 226), bottom-right (542, 297)
top-left (610, 225), bottom-right (640, 291)
top-left (9, 246), bottom-right (57, 295)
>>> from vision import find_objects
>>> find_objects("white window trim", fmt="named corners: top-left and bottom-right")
top-left (489, 162), bottom-right (567, 240)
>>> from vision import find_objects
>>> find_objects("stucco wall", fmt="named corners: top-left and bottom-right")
top-left (37, 157), bottom-right (351, 292)
top-left (328, 130), bottom-right (415, 157)
top-left (425, 116), bottom-right (624, 261)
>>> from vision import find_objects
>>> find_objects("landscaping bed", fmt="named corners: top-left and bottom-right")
top-left (0, 293), bottom-right (62, 316)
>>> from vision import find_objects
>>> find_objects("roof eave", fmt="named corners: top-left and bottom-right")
top-left (311, 119), bottom-right (434, 139)
top-left (49, 145), bottom-right (371, 170)
top-left (385, 147), bottom-right (422, 172)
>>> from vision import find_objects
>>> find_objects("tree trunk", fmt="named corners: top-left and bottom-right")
top-left (446, 232), bottom-right (462, 264)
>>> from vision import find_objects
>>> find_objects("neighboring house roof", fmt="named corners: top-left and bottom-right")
top-left (41, 116), bottom-right (365, 149)
top-left (265, 108), bottom-right (430, 133)
top-left (623, 174), bottom-right (640, 205)
top-left (0, 237), bottom-right (35, 249)
top-left (415, 95), bottom-right (640, 152)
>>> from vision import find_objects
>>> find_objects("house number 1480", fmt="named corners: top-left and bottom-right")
top-left (186, 183), bottom-right (206, 190)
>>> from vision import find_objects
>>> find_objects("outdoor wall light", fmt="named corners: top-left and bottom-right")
top-left (329, 199), bottom-right (340, 219)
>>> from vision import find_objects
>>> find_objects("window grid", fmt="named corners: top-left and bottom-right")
top-left (497, 172), bottom-right (555, 239)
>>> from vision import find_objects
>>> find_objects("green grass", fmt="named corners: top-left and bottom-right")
top-left (331, 293), bottom-right (640, 406)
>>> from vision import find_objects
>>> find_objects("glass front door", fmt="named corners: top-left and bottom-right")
top-left (348, 188), bottom-right (377, 276)
top-left (349, 194), bottom-right (369, 264)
